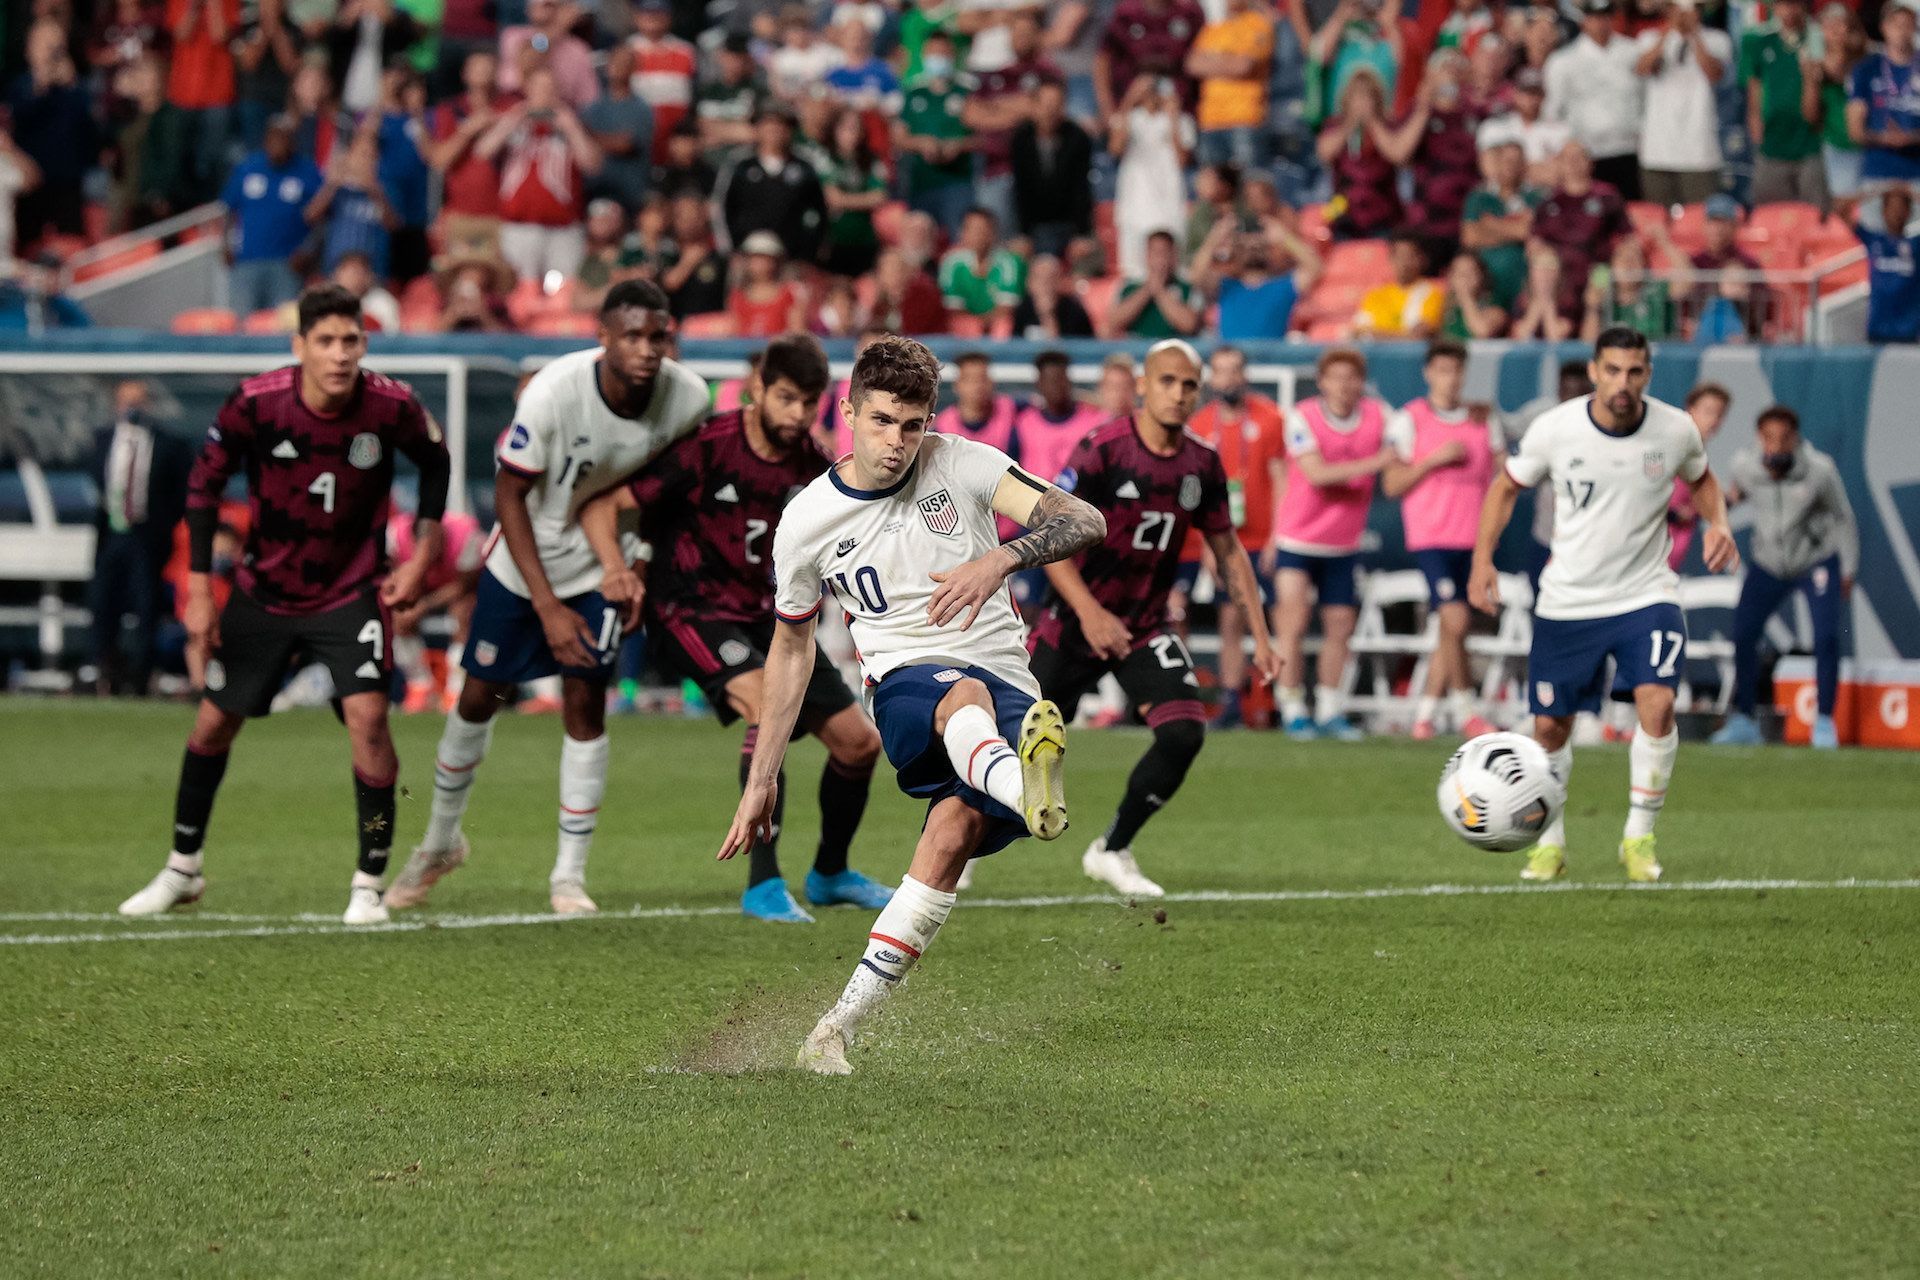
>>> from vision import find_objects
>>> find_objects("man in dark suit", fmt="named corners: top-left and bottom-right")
top-left (1010, 80), bottom-right (1095, 260)
top-left (91, 380), bottom-right (192, 695)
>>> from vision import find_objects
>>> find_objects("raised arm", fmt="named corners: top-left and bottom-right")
top-left (925, 469), bottom-right (1106, 629)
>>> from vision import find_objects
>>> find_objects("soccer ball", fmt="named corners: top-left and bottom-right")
top-left (1436, 732), bottom-right (1566, 853)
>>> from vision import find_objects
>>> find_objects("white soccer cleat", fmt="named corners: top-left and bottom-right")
top-left (343, 885), bottom-right (390, 925)
top-left (549, 879), bottom-right (598, 915)
top-left (796, 1022), bottom-right (853, 1076)
top-left (1081, 837), bottom-right (1165, 899)
top-left (384, 837), bottom-right (469, 910)
top-left (118, 867), bottom-right (206, 916)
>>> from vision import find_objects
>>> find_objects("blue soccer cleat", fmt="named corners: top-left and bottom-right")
top-left (803, 868), bottom-right (895, 910)
top-left (1710, 712), bottom-right (1764, 746)
top-left (1283, 714), bottom-right (1319, 741)
top-left (1811, 714), bottom-right (1839, 749)
top-left (1316, 714), bottom-right (1365, 742)
top-left (742, 878), bottom-right (815, 923)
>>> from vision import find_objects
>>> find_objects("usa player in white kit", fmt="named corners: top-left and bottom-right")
top-left (1471, 328), bottom-right (1739, 883)
top-left (717, 337), bottom-right (1106, 1076)
top-left (388, 281), bottom-right (710, 914)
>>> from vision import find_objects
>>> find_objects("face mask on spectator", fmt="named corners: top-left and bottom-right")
top-left (1764, 450), bottom-right (1796, 476)
top-left (923, 55), bottom-right (953, 80)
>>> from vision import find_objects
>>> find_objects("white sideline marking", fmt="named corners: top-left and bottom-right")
top-left (1, 878), bottom-right (1916, 947)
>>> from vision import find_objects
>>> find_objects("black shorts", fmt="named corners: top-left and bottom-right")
top-left (1028, 623), bottom-right (1206, 720)
top-left (649, 615), bottom-right (858, 729)
top-left (205, 588), bottom-right (391, 718)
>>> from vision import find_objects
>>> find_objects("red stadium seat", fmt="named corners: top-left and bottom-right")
top-left (947, 312), bottom-right (988, 338)
top-left (242, 307), bottom-right (288, 334)
top-left (1668, 203), bottom-right (1709, 255)
top-left (1078, 276), bottom-right (1120, 331)
top-left (1626, 201), bottom-right (1670, 236)
top-left (1751, 201), bottom-right (1824, 243)
top-left (398, 276), bottom-right (443, 332)
top-left (1321, 239), bottom-right (1391, 286)
top-left (71, 241), bottom-right (161, 284)
top-left (1297, 202), bottom-right (1333, 247)
top-left (526, 312), bottom-right (599, 336)
top-left (170, 307), bottom-right (238, 335)
top-left (1306, 316), bottom-right (1351, 342)
top-left (678, 311), bottom-right (737, 338)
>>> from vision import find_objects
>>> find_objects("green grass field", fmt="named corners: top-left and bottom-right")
top-left (3, 702), bottom-right (1916, 1278)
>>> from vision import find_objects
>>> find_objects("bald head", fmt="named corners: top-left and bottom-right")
top-left (1139, 342), bottom-right (1203, 432)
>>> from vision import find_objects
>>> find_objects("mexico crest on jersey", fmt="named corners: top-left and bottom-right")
top-left (1178, 474), bottom-right (1202, 511)
top-left (918, 488), bottom-right (959, 536)
top-left (349, 433), bottom-right (383, 469)
top-left (1642, 448), bottom-right (1665, 479)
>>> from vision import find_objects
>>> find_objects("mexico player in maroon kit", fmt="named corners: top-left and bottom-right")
top-left (582, 337), bottom-right (890, 922)
top-left (1028, 340), bottom-right (1280, 898)
top-left (119, 286), bottom-right (452, 924)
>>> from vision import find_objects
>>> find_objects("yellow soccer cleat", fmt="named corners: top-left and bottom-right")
top-left (1520, 844), bottom-right (1567, 882)
top-left (1017, 699), bottom-right (1069, 841)
top-left (1619, 834), bottom-right (1663, 883)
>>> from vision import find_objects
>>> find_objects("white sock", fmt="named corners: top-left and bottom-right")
top-left (351, 869), bottom-right (383, 892)
top-left (424, 713), bottom-right (493, 852)
top-left (394, 633), bottom-right (428, 685)
top-left (820, 875), bottom-right (957, 1038)
top-left (1541, 742), bottom-right (1572, 847)
top-left (553, 733), bottom-right (609, 885)
top-left (166, 851), bottom-right (202, 877)
top-left (1625, 726), bottom-right (1678, 840)
top-left (942, 704), bottom-right (1025, 813)
top-left (1414, 694), bottom-right (1440, 726)
top-left (1279, 686), bottom-right (1308, 723)
top-left (1448, 688), bottom-right (1475, 726)
top-left (1315, 685), bottom-right (1344, 723)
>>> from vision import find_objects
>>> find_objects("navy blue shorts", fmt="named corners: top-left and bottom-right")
top-left (463, 569), bottom-right (623, 685)
top-left (1414, 549), bottom-right (1474, 610)
top-left (870, 662), bottom-right (1035, 858)
top-left (1172, 558), bottom-right (1202, 597)
top-left (1529, 602), bottom-right (1688, 717)
top-left (1275, 550), bottom-right (1359, 609)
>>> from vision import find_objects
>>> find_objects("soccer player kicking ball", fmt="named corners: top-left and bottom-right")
top-left (1382, 339), bottom-right (1500, 740)
top-left (1470, 327), bottom-right (1739, 883)
top-left (578, 335), bottom-right (892, 923)
top-left (387, 281), bottom-right (710, 914)
top-left (718, 336), bottom-right (1105, 1076)
top-left (1029, 340), bottom-right (1281, 899)
top-left (119, 286), bottom-right (452, 923)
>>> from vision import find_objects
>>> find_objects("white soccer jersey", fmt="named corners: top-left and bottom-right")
top-left (772, 433), bottom-right (1039, 696)
top-left (486, 348), bottom-right (710, 600)
top-left (1507, 394), bottom-right (1708, 621)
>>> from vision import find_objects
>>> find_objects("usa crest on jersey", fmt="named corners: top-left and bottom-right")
top-left (918, 488), bottom-right (959, 536)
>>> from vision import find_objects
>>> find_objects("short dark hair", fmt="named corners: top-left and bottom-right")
top-left (1034, 349), bottom-right (1070, 372)
top-left (1593, 326), bottom-right (1650, 359)
top-left (296, 284), bottom-right (363, 335)
top-left (849, 335), bottom-right (941, 412)
top-left (1756, 403), bottom-right (1800, 433)
top-left (963, 205), bottom-right (997, 226)
top-left (1686, 380), bottom-right (1731, 409)
top-left (1147, 229), bottom-right (1177, 249)
top-left (954, 350), bottom-right (991, 370)
top-left (1426, 337), bottom-right (1468, 366)
top-left (602, 278), bottom-right (670, 317)
top-left (758, 333), bottom-right (830, 398)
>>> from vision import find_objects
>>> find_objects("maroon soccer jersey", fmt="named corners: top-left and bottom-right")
top-left (627, 410), bottom-right (829, 624)
top-left (186, 367), bottom-right (449, 615)
top-left (1047, 418), bottom-right (1231, 643)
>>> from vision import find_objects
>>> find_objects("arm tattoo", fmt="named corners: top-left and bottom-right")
top-left (1002, 487), bottom-right (1107, 571)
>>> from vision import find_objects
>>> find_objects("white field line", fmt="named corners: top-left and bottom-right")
top-left (0, 878), bottom-right (1916, 947)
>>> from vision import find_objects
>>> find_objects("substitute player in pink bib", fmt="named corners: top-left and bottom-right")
top-left (1010, 350), bottom-right (1109, 611)
top-left (1271, 347), bottom-right (1395, 740)
top-left (1383, 339), bottom-right (1500, 741)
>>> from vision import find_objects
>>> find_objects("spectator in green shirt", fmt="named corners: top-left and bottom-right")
top-left (894, 31), bottom-right (976, 235)
top-left (1104, 229), bottom-right (1204, 339)
top-left (696, 33), bottom-right (766, 168)
top-left (1582, 232), bottom-right (1694, 344)
top-left (820, 107), bottom-right (888, 277)
top-left (1804, 2), bottom-right (1868, 203)
top-left (898, 1), bottom-right (970, 84)
top-left (1460, 124), bottom-right (1543, 310)
top-left (1744, 0), bottom-right (1825, 206)
top-left (938, 206), bottom-right (1026, 326)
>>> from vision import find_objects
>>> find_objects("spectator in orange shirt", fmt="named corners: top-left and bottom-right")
top-left (1186, 344), bottom-right (1286, 727)
top-left (166, 0), bottom-right (241, 205)
top-left (1186, 0), bottom-right (1273, 170)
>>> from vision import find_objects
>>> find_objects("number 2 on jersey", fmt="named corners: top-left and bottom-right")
top-left (831, 566), bottom-right (888, 614)
top-left (1133, 511), bottom-right (1176, 552)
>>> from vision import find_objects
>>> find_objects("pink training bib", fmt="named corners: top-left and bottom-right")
top-left (1398, 398), bottom-right (1495, 552)
top-left (1275, 396), bottom-right (1385, 553)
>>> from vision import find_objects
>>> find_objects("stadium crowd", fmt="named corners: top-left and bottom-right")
top-left (6, 0), bottom-right (1920, 341)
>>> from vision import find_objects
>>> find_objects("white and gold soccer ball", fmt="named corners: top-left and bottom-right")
top-left (1437, 732), bottom-right (1566, 853)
